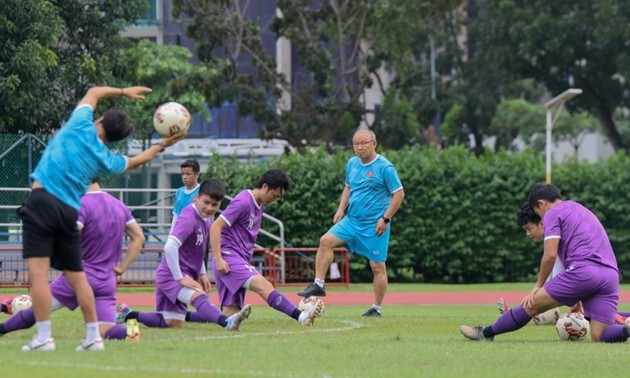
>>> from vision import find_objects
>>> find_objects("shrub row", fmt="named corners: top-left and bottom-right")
top-left (205, 146), bottom-right (630, 283)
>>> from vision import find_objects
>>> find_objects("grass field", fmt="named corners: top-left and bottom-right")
top-left (1, 300), bottom-right (629, 377)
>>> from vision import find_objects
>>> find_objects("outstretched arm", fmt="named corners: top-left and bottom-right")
top-left (78, 86), bottom-right (152, 109)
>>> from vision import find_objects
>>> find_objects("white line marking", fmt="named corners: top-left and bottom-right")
top-left (195, 319), bottom-right (366, 340)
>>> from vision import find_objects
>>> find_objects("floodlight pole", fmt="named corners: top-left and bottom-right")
top-left (544, 88), bottom-right (582, 183)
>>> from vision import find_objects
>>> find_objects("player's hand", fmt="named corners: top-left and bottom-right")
top-left (333, 210), bottom-right (344, 224)
top-left (113, 266), bottom-right (124, 276)
top-left (198, 274), bottom-right (211, 293)
top-left (521, 286), bottom-right (540, 309)
top-left (375, 218), bottom-right (387, 236)
top-left (216, 258), bottom-right (230, 274)
top-left (161, 132), bottom-right (186, 147)
top-left (122, 86), bottom-right (152, 99)
top-left (179, 275), bottom-right (203, 291)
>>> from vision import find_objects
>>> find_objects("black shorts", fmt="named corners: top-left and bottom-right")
top-left (17, 188), bottom-right (83, 272)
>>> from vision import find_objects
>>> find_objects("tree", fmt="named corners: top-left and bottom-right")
top-left (172, 0), bottom-right (457, 150)
top-left (0, 0), bottom-right (64, 133)
top-left (472, 0), bottom-right (630, 152)
top-left (0, 0), bottom-right (149, 133)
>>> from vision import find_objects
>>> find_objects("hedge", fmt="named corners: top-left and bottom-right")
top-left (204, 146), bottom-right (630, 283)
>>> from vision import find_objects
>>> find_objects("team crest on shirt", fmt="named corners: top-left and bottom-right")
top-left (367, 170), bottom-right (374, 177)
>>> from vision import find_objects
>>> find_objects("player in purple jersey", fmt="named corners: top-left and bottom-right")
top-left (1, 179), bottom-right (144, 344)
top-left (18, 85), bottom-right (185, 351)
top-left (211, 169), bottom-right (324, 326)
top-left (116, 179), bottom-right (252, 331)
top-left (461, 184), bottom-right (630, 342)
top-left (298, 129), bottom-right (404, 317)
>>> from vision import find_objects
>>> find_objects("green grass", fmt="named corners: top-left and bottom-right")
top-left (1, 304), bottom-right (629, 377)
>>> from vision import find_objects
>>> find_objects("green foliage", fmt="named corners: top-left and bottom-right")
top-left (473, 0), bottom-right (630, 151)
top-left (0, 0), bottom-right (149, 133)
top-left (205, 145), bottom-right (630, 283)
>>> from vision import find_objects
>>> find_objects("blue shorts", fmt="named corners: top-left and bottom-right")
top-left (544, 264), bottom-right (619, 324)
top-left (329, 216), bottom-right (390, 263)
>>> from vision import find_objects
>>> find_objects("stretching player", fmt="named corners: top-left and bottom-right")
top-left (0, 178), bottom-right (144, 345)
top-left (211, 169), bottom-right (324, 326)
top-left (117, 179), bottom-right (251, 330)
top-left (461, 184), bottom-right (630, 342)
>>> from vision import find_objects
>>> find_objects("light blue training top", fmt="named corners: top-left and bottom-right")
top-left (30, 105), bottom-right (128, 210)
top-left (345, 154), bottom-right (403, 224)
top-left (172, 184), bottom-right (200, 216)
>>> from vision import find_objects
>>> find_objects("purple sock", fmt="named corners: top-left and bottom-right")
top-left (190, 295), bottom-right (226, 326)
top-left (599, 324), bottom-right (629, 343)
top-left (489, 305), bottom-right (532, 336)
top-left (138, 312), bottom-right (169, 328)
top-left (617, 311), bottom-right (630, 317)
top-left (267, 290), bottom-right (301, 320)
top-left (2, 307), bottom-right (36, 333)
top-left (104, 325), bottom-right (127, 340)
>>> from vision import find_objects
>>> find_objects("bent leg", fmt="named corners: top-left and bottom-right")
top-left (315, 233), bottom-right (344, 280)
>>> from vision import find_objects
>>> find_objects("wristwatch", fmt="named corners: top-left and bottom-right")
top-left (156, 142), bottom-right (166, 152)
top-left (381, 215), bottom-right (391, 224)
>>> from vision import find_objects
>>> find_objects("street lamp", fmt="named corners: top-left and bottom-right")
top-left (544, 88), bottom-right (582, 183)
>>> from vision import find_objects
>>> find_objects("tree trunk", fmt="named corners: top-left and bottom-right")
top-left (586, 90), bottom-right (625, 152)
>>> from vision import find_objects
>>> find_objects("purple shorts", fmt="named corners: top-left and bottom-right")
top-left (544, 264), bottom-right (619, 324)
top-left (212, 254), bottom-right (260, 309)
top-left (155, 273), bottom-right (188, 315)
top-left (49, 274), bottom-right (117, 323)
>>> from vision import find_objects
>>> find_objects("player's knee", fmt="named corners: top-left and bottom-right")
top-left (318, 234), bottom-right (338, 250)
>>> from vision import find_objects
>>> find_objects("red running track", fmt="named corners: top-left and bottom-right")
top-left (4, 291), bottom-right (630, 307)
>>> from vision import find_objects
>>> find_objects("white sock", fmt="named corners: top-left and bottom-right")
top-left (314, 278), bottom-right (325, 288)
top-left (86, 322), bottom-right (100, 341)
top-left (371, 305), bottom-right (382, 313)
top-left (36, 320), bottom-right (52, 341)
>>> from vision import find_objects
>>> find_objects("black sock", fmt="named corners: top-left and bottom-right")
top-left (482, 326), bottom-right (495, 338)
top-left (0, 304), bottom-right (6, 313)
top-left (126, 311), bottom-right (139, 321)
top-left (218, 315), bottom-right (228, 328)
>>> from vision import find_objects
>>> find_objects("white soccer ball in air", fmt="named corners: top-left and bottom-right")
top-left (532, 307), bottom-right (561, 325)
top-left (297, 296), bottom-right (323, 313)
top-left (153, 102), bottom-right (191, 137)
top-left (556, 312), bottom-right (590, 341)
top-left (11, 294), bottom-right (33, 313)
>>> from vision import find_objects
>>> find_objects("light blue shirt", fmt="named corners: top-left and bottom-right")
top-left (30, 105), bottom-right (128, 210)
top-left (345, 155), bottom-right (403, 223)
top-left (172, 184), bottom-right (200, 216)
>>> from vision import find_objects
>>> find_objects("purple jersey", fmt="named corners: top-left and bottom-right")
top-left (156, 203), bottom-right (211, 280)
top-left (77, 191), bottom-right (134, 280)
top-left (543, 201), bottom-right (618, 272)
top-left (218, 190), bottom-right (262, 262)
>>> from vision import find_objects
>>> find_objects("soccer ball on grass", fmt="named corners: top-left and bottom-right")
top-left (153, 102), bottom-right (191, 137)
top-left (556, 312), bottom-right (589, 341)
top-left (11, 294), bottom-right (33, 313)
top-left (297, 296), bottom-right (324, 313)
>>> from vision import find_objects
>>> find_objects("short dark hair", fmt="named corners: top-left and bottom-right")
top-left (528, 183), bottom-right (562, 209)
top-left (516, 201), bottom-right (540, 227)
top-left (199, 178), bottom-right (225, 201)
top-left (180, 159), bottom-right (200, 173)
top-left (255, 169), bottom-right (292, 191)
top-left (91, 177), bottom-right (100, 184)
top-left (101, 109), bottom-right (132, 142)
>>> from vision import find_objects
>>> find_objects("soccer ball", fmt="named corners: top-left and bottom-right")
top-left (153, 102), bottom-right (191, 137)
top-left (532, 307), bottom-right (561, 325)
top-left (11, 294), bottom-right (33, 313)
top-left (556, 312), bottom-right (590, 341)
top-left (297, 296), bottom-right (323, 313)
